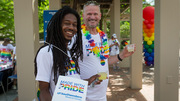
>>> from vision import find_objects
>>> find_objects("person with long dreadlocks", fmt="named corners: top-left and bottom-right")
top-left (34, 6), bottom-right (101, 101)
top-left (79, 1), bottom-right (136, 101)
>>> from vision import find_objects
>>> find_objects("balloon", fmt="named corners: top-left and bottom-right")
top-left (145, 61), bottom-right (147, 65)
top-left (146, 24), bottom-right (152, 29)
top-left (149, 19), bottom-right (154, 24)
top-left (150, 36), bottom-right (154, 41)
top-left (144, 52), bottom-right (150, 57)
top-left (143, 28), bottom-right (149, 33)
top-left (144, 58), bottom-right (147, 62)
top-left (143, 20), bottom-right (149, 25)
top-left (143, 24), bottom-right (147, 29)
top-left (150, 44), bottom-right (154, 49)
top-left (143, 33), bottom-right (147, 37)
top-left (147, 62), bottom-right (151, 66)
top-left (149, 28), bottom-right (154, 33)
top-left (152, 24), bottom-right (154, 28)
top-left (150, 52), bottom-right (154, 57)
top-left (147, 40), bottom-right (152, 45)
top-left (148, 56), bottom-right (153, 62)
top-left (143, 41), bottom-right (147, 45)
top-left (147, 48), bottom-right (152, 53)
top-left (147, 32), bottom-right (152, 37)
top-left (143, 6), bottom-right (155, 20)
top-left (144, 45), bottom-right (149, 49)
top-left (143, 49), bottom-right (147, 52)
top-left (144, 36), bottom-right (149, 41)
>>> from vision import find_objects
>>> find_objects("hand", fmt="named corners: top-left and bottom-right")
top-left (11, 62), bottom-right (14, 67)
top-left (114, 42), bottom-right (118, 45)
top-left (87, 74), bottom-right (102, 85)
top-left (119, 44), bottom-right (136, 59)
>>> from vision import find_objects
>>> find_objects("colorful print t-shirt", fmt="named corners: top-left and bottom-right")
top-left (0, 44), bottom-right (14, 61)
top-left (79, 32), bottom-right (109, 101)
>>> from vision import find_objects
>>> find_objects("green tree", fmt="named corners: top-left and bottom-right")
top-left (0, 0), bottom-right (49, 41)
top-left (120, 21), bottom-right (130, 38)
top-left (0, 0), bottom-right (14, 41)
top-left (38, 0), bottom-right (49, 40)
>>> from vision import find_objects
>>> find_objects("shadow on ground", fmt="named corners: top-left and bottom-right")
top-left (107, 65), bottom-right (154, 101)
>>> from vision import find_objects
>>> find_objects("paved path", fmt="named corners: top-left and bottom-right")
top-left (107, 66), bottom-right (154, 101)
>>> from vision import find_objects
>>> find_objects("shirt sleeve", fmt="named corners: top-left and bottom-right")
top-left (116, 39), bottom-right (120, 44)
top-left (0, 44), bottom-right (2, 49)
top-left (7, 44), bottom-right (14, 50)
top-left (13, 47), bottom-right (16, 55)
top-left (35, 47), bottom-right (53, 83)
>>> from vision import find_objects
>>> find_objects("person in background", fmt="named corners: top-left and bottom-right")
top-left (12, 46), bottom-right (16, 68)
top-left (79, 1), bottom-right (136, 101)
top-left (0, 38), bottom-right (14, 61)
top-left (34, 6), bottom-right (101, 101)
top-left (11, 46), bottom-right (17, 89)
top-left (108, 34), bottom-right (120, 70)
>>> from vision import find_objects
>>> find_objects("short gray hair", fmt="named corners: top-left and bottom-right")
top-left (83, 1), bottom-right (100, 12)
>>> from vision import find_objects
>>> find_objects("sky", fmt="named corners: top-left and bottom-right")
top-left (146, 0), bottom-right (155, 5)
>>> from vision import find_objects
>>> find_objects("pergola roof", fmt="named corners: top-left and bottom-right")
top-left (61, 0), bottom-right (130, 21)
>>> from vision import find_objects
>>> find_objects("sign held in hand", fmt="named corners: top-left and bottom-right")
top-left (52, 76), bottom-right (88, 101)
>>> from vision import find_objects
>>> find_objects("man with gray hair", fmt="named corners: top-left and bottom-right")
top-left (79, 1), bottom-right (136, 101)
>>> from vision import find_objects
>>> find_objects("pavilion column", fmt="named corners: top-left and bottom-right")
top-left (70, 0), bottom-right (73, 8)
top-left (49, 0), bottom-right (62, 10)
top-left (130, 0), bottom-right (142, 89)
top-left (14, 0), bottom-right (39, 100)
top-left (110, 4), bottom-right (114, 36)
top-left (77, 3), bottom-right (81, 14)
top-left (154, 0), bottom-right (179, 101)
top-left (113, 0), bottom-right (120, 40)
top-left (103, 19), bottom-right (107, 34)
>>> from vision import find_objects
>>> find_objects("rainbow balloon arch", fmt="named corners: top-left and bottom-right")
top-left (143, 6), bottom-right (155, 67)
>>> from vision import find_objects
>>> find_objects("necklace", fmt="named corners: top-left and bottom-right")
top-left (44, 41), bottom-right (75, 69)
top-left (81, 24), bottom-right (109, 66)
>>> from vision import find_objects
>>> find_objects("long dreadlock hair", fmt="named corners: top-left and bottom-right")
top-left (34, 6), bottom-right (83, 84)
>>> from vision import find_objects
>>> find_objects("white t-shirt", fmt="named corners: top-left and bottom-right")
top-left (35, 46), bottom-right (80, 96)
top-left (0, 44), bottom-right (14, 61)
top-left (108, 39), bottom-right (120, 56)
top-left (79, 32), bottom-right (109, 101)
top-left (12, 46), bottom-right (16, 60)
top-left (13, 46), bottom-right (16, 55)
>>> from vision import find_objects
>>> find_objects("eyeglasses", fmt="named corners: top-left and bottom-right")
top-left (84, 1), bottom-right (100, 6)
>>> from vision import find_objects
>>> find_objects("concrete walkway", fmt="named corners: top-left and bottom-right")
top-left (0, 89), bottom-right (17, 101)
top-left (107, 66), bottom-right (154, 101)
top-left (107, 65), bottom-right (180, 101)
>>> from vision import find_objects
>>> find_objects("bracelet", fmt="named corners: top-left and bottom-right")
top-left (117, 54), bottom-right (123, 61)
